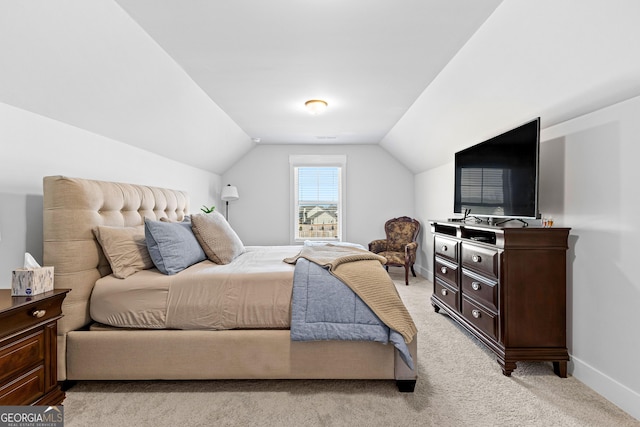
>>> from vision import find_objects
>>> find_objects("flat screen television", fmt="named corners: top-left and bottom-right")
top-left (453, 118), bottom-right (541, 220)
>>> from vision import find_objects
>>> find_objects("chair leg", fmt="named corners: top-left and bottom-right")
top-left (404, 265), bottom-right (409, 286)
top-left (411, 265), bottom-right (416, 277)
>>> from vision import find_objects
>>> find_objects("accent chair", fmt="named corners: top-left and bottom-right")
top-left (368, 216), bottom-right (420, 285)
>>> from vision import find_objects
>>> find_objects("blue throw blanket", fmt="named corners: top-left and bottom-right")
top-left (290, 258), bottom-right (415, 370)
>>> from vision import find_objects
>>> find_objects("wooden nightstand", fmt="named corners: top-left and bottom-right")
top-left (0, 288), bottom-right (68, 405)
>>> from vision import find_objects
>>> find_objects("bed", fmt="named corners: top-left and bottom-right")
top-left (43, 176), bottom-right (417, 391)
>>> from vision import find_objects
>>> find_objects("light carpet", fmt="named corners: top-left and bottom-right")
top-left (63, 270), bottom-right (638, 426)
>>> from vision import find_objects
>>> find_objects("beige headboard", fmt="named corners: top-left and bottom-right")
top-left (43, 176), bottom-right (190, 335)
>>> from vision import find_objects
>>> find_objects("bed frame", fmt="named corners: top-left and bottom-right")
top-left (43, 176), bottom-right (417, 391)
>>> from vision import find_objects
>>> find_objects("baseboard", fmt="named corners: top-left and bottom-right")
top-left (413, 264), bottom-right (639, 421)
top-left (570, 355), bottom-right (640, 420)
top-left (415, 264), bottom-right (430, 280)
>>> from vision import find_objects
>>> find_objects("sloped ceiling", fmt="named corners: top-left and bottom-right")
top-left (0, 0), bottom-right (501, 174)
top-left (114, 0), bottom-right (501, 147)
top-left (382, 1), bottom-right (640, 172)
top-left (0, 0), bottom-right (251, 174)
top-left (2, 1), bottom-right (639, 175)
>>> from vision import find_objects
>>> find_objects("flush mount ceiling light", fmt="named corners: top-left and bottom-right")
top-left (305, 99), bottom-right (328, 115)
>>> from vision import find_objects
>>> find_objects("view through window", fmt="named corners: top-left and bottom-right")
top-left (290, 154), bottom-right (345, 243)
top-left (296, 166), bottom-right (340, 240)
top-left (294, 166), bottom-right (341, 241)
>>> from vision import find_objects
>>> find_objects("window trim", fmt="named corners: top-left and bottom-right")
top-left (289, 155), bottom-right (346, 244)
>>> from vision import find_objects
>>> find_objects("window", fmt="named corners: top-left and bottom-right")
top-left (290, 155), bottom-right (346, 243)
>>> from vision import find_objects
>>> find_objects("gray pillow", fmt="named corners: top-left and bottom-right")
top-left (144, 218), bottom-right (206, 275)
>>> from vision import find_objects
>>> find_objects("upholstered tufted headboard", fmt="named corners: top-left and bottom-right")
top-left (43, 176), bottom-right (190, 335)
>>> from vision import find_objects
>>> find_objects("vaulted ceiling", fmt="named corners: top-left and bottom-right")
top-left (115, 0), bottom-right (501, 147)
top-left (2, 1), bottom-right (640, 175)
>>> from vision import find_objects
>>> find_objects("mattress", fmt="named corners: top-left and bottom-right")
top-left (90, 246), bottom-right (300, 330)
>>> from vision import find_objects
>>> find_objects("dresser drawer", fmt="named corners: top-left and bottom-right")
top-left (0, 296), bottom-right (64, 340)
top-left (0, 330), bottom-right (45, 383)
top-left (461, 243), bottom-right (499, 279)
top-left (0, 289), bottom-right (68, 406)
top-left (435, 236), bottom-right (458, 262)
top-left (0, 365), bottom-right (45, 406)
top-left (461, 297), bottom-right (497, 341)
top-left (434, 258), bottom-right (458, 287)
top-left (434, 279), bottom-right (458, 311)
top-left (461, 270), bottom-right (498, 311)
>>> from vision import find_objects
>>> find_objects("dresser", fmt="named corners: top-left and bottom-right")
top-left (0, 288), bottom-right (68, 405)
top-left (430, 220), bottom-right (570, 377)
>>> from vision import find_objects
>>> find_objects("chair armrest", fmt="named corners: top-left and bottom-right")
top-left (368, 239), bottom-right (387, 253)
top-left (404, 241), bottom-right (418, 262)
top-left (404, 242), bottom-right (418, 253)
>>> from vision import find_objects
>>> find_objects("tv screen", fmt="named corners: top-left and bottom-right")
top-left (453, 118), bottom-right (540, 219)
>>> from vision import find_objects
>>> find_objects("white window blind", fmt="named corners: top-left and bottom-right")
top-left (298, 167), bottom-right (339, 204)
top-left (290, 155), bottom-right (345, 243)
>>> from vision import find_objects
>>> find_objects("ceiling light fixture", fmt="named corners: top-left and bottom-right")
top-left (305, 99), bottom-right (328, 115)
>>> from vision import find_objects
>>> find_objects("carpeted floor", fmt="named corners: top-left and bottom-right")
top-left (62, 270), bottom-right (638, 426)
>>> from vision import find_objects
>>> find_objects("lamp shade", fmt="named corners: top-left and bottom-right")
top-left (221, 185), bottom-right (239, 201)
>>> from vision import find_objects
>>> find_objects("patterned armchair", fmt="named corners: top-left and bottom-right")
top-left (368, 216), bottom-right (420, 285)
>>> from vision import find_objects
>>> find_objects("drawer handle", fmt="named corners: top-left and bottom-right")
top-left (441, 289), bottom-right (448, 296)
top-left (472, 309), bottom-right (481, 319)
top-left (441, 245), bottom-right (448, 252)
top-left (471, 282), bottom-right (481, 291)
top-left (440, 267), bottom-right (447, 274)
top-left (472, 255), bottom-right (481, 263)
top-left (32, 309), bottom-right (46, 318)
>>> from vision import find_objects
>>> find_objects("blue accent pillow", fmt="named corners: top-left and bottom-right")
top-left (144, 218), bottom-right (206, 275)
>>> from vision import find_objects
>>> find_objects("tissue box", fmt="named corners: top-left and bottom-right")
top-left (11, 267), bottom-right (54, 296)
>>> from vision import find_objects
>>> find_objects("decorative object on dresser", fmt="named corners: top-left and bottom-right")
top-left (430, 220), bottom-right (570, 377)
top-left (369, 216), bottom-right (420, 286)
top-left (0, 289), bottom-right (68, 405)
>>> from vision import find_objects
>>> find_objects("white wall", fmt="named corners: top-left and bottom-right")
top-left (222, 144), bottom-right (414, 249)
top-left (0, 1), bottom-right (253, 175)
top-left (542, 96), bottom-right (640, 419)
top-left (414, 95), bottom-right (640, 420)
top-left (413, 162), bottom-right (454, 278)
top-left (0, 102), bottom-right (222, 287)
top-left (381, 0), bottom-right (640, 174)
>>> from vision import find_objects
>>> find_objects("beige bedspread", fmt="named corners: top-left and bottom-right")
top-left (91, 246), bottom-right (299, 330)
top-left (284, 245), bottom-right (418, 343)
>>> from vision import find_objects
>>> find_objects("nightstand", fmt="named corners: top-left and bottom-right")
top-left (0, 288), bottom-right (68, 405)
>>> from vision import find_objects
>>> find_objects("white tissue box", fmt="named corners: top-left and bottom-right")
top-left (11, 267), bottom-right (54, 296)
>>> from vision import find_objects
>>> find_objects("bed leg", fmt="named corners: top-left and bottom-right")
top-left (396, 379), bottom-right (416, 392)
top-left (61, 380), bottom-right (77, 391)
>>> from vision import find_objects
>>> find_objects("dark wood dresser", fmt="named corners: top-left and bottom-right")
top-left (430, 220), bottom-right (570, 377)
top-left (0, 288), bottom-right (68, 405)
